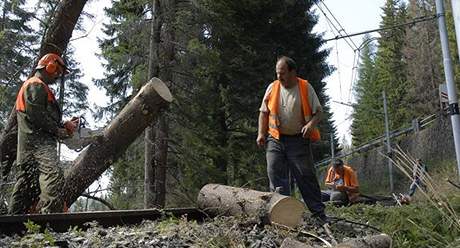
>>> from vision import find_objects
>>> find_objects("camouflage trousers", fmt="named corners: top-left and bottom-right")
top-left (9, 139), bottom-right (64, 214)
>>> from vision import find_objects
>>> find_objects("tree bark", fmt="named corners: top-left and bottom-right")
top-left (197, 184), bottom-right (305, 228)
top-left (154, 115), bottom-right (168, 206)
top-left (144, 0), bottom-right (162, 209)
top-left (153, 0), bottom-right (176, 208)
top-left (0, 0), bottom-right (88, 179)
top-left (62, 78), bottom-right (173, 206)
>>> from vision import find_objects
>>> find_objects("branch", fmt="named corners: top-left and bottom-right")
top-left (80, 193), bottom-right (116, 210)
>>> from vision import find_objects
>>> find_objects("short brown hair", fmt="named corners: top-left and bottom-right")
top-left (277, 56), bottom-right (297, 72)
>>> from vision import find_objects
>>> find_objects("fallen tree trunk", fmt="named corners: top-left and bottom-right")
top-left (334, 234), bottom-right (392, 248)
top-left (0, 0), bottom-right (88, 178)
top-left (62, 78), bottom-right (173, 206)
top-left (197, 184), bottom-right (305, 228)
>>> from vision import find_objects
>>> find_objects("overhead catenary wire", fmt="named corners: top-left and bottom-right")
top-left (318, 0), bottom-right (359, 50)
top-left (324, 14), bottom-right (438, 42)
top-left (314, 1), bottom-right (357, 51)
top-left (320, 8), bottom-right (345, 102)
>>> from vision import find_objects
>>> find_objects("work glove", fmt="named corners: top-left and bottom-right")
top-left (335, 185), bottom-right (346, 191)
top-left (64, 117), bottom-right (80, 135)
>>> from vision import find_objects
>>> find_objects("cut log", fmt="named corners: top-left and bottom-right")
top-left (197, 184), bottom-right (305, 228)
top-left (62, 78), bottom-right (173, 206)
top-left (334, 234), bottom-right (392, 248)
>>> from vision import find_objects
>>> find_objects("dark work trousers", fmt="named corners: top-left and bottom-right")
top-left (266, 135), bottom-right (325, 216)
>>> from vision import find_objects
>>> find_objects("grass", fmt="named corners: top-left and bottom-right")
top-left (328, 153), bottom-right (460, 248)
top-left (328, 199), bottom-right (459, 248)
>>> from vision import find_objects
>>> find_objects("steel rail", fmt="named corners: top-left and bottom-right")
top-left (0, 208), bottom-right (205, 235)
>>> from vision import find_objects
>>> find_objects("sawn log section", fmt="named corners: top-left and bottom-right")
top-left (197, 184), bottom-right (305, 228)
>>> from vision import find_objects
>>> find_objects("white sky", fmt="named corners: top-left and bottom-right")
top-left (312, 0), bottom-right (386, 146)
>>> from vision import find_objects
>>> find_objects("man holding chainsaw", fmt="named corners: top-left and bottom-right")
top-left (9, 53), bottom-right (79, 214)
top-left (256, 56), bottom-right (327, 223)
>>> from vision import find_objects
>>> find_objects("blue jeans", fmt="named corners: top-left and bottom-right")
top-left (408, 178), bottom-right (425, 197)
top-left (266, 135), bottom-right (325, 216)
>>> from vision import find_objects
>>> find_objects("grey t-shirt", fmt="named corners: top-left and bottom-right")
top-left (260, 81), bottom-right (322, 135)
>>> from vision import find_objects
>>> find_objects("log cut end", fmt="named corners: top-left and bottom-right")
top-left (146, 77), bottom-right (173, 102)
top-left (197, 184), bottom-right (305, 228)
top-left (269, 195), bottom-right (305, 228)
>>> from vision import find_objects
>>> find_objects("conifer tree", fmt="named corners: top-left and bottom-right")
top-left (352, 0), bottom-right (409, 144)
top-left (351, 35), bottom-right (378, 145)
top-left (0, 0), bottom-right (36, 128)
top-left (171, 0), bottom-right (335, 196)
top-left (403, 0), bottom-right (443, 117)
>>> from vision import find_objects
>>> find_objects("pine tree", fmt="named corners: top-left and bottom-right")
top-left (351, 35), bottom-right (378, 145)
top-left (403, 0), bottom-right (443, 117)
top-left (171, 0), bottom-right (335, 196)
top-left (352, 0), bottom-right (409, 144)
top-left (95, 0), bottom-right (151, 208)
top-left (0, 0), bottom-right (36, 128)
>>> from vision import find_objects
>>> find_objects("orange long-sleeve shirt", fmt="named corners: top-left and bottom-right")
top-left (325, 165), bottom-right (360, 202)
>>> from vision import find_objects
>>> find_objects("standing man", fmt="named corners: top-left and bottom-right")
top-left (9, 53), bottom-right (79, 214)
top-left (257, 56), bottom-right (327, 222)
top-left (408, 158), bottom-right (427, 197)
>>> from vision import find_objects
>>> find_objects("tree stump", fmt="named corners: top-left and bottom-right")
top-left (197, 184), bottom-right (305, 228)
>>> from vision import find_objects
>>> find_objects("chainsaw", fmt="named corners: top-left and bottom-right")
top-left (62, 116), bottom-right (104, 151)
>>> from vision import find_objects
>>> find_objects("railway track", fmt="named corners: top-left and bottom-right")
top-left (0, 208), bottom-right (205, 235)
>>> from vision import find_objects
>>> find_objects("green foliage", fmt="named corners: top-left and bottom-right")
top-left (107, 137), bottom-right (144, 209)
top-left (0, 0), bottom-right (37, 125)
top-left (352, 0), bottom-right (411, 145)
top-left (171, 0), bottom-right (335, 197)
top-left (42, 228), bottom-right (55, 246)
top-left (68, 225), bottom-right (84, 236)
top-left (156, 216), bottom-right (180, 234)
top-left (24, 220), bottom-right (41, 234)
top-left (328, 202), bottom-right (460, 247)
top-left (351, 35), bottom-right (378, 145)
top-left (94, 0), bottom-right (150, 119)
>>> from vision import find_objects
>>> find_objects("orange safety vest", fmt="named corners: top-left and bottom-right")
top-left (325, 165), bottom-right (360, 202)
top-left (16, 76), bottom-right (56, 112)
top-left (267, 78), bottom-right (321, 141)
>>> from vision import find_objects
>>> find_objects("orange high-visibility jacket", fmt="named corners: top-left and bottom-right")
top-left (16, 76), bottom-right (56, 112)
top-left (266, 78), bottom-right (321, 141)
top-left (325, 165), bottom-right (360, 202)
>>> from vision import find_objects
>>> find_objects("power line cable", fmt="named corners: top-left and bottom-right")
top-left (319, 0), bottom-right (359, 50)
top-left (315, 0), bottom-right (361, 105)
top-left (314, 1), bottom-right (356, 51)
top-left (335, 39), bottom-right (343, 101)
top-left (324, 14), bottom-right (438, 42)
top-left (321, 10), bottom-right (345, 102)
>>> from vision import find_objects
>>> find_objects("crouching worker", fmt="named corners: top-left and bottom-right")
top-left (9, 53), bottom-right (79, 214)
top-left (322, 159), bottom-right (360, 205)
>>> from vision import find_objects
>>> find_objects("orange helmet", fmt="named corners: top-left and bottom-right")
top-left (36, 53), bottom-right (69, 76)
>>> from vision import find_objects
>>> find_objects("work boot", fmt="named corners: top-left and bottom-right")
top-left (312, 212), bottom-right (330, 225)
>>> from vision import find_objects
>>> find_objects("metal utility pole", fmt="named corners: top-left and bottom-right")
top-left (436, 0), bottom-right (460, 179)
top-left (383, 91), bottom-right (393, 192)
